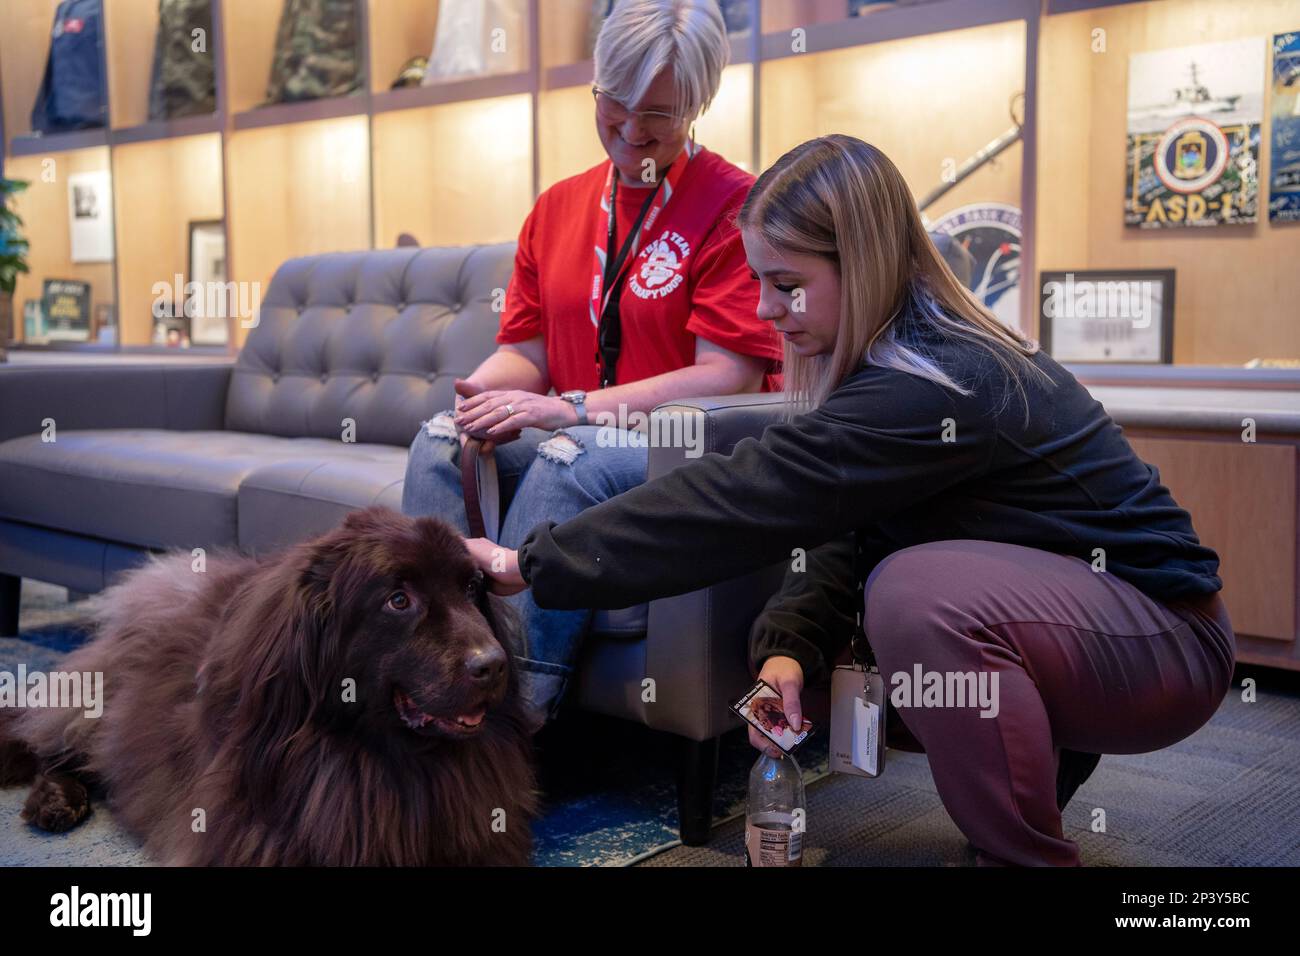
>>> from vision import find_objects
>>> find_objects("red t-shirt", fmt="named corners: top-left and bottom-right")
top-left (496, 147), bottom-right (782, 393)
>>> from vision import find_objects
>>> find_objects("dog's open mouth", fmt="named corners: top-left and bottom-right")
top-left (394, 688), bottom-right (488, 738)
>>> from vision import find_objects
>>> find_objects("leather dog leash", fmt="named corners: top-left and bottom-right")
top-left (460, 436), bottom-right (490, 539)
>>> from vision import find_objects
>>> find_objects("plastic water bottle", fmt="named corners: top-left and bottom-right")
top-left (744, 752), bottom-right (805, 867)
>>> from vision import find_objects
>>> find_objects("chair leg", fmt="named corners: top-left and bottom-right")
top-left (676, 736), bottom-right (719, 847)
top-left (0, 573), bottom-right (20, 637)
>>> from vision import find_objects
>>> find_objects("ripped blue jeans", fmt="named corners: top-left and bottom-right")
top-left (400, 412), bottom-right (648, 726)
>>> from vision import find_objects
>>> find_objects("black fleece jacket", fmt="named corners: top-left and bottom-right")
top-left (516, 311), bottom-right (1221, 688)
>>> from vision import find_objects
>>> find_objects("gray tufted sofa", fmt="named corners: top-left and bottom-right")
top-left (0, 242), bottom-right (791, 844)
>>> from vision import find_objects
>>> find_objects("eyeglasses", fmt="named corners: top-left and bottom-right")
top-left (592, 86), bottom-right (689, 137)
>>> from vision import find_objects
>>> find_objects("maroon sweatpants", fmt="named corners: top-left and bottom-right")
top-left (862, 540), bottom-right (1235, 867)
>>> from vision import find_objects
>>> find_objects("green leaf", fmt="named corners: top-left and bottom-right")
top-left (0, 178), bottom-right (30, 277)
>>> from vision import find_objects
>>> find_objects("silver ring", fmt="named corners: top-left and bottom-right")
top-left (504, 404), bottom-right (515, 417)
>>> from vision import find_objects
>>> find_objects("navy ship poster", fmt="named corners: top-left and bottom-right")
top-left (1125, 37), bottom-right (1265, 229)
top-left (1270, 30), bottom-right (1300, 223)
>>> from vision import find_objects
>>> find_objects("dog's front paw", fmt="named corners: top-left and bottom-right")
top-left (21, 774), bottom-right (91, 833)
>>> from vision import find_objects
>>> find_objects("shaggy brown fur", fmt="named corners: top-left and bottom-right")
top-left (0, 507), bottom-right (537, 865)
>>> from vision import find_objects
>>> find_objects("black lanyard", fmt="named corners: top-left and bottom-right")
top-left (596, 168), bottom-right (668, 388)
top-left (850, 529), bottom-right (878, 668)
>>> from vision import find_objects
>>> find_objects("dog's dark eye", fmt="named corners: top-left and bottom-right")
top-left (466, 574), bottom-right (484, 601)
top-left (386, 590), bottom-right (411, 612)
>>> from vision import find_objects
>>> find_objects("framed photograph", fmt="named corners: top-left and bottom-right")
top-left (1039, 269), bottom-right (1175, 364)
top-left (67, 170), bottom-right (115, 263)
top-left (187, 219), bottom-right (228, 346)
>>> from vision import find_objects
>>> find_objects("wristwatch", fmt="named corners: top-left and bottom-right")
top-left (559, 390), bottom-right (588, 426)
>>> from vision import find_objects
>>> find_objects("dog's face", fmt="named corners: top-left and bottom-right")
top-left (300, 508), bottom-right (516, 743)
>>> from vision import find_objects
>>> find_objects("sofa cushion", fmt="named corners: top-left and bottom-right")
top-left (225, 244), bottom-right (514, 447)
top-left (237, 456), bottom-right (407, 555)
top-left (0, 425), bottom-right (650, 632)
top-left (0, 429), bottom-right (406, 551)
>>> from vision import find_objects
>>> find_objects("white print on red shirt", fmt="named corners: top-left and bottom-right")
top-left (628, 230), bottom-right (692, 300)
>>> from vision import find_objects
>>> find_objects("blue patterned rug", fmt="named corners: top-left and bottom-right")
top-left (0, 624), bottom-right (828, 867)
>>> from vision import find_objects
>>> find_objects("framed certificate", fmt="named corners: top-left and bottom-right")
top-left (1039, 269), bottom-right (1175, 364)
top-left (67, 171), bottom-right (115, 263)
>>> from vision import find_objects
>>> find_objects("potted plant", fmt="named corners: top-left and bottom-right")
top-left (0, 177), bottom-right (31, 363)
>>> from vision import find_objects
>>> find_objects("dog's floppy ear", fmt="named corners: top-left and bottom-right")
top-left (208, 530), bottom-right (349, 804)
top-left (290, 520), bottom-right (380, 717)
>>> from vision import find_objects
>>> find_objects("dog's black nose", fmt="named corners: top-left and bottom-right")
top-left (465, 644), bottom-right (507, 686)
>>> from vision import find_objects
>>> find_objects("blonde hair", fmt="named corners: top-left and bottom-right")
top-left (594, 0), bottom-right (729, 122)
top-left (738, 134), bottom-right (1049, 415)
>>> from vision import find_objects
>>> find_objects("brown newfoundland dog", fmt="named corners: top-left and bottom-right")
top-left (0, 507), bottom-right (537, 865)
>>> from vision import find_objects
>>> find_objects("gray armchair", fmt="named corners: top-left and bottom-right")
top-left (569, 392), bottom-right (792, 841)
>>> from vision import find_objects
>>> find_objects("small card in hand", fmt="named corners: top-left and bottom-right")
top-left (730, 678), bottom-right (812, 754)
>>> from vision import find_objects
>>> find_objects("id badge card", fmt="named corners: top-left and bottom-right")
top-left (830, 664), bottom-right (886, 777)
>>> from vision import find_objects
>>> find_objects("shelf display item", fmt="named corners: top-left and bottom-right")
top-left (586, 0), bottom-right (751, 58)
top-left (148, 0), bottom-right (216, 121)
top-left (1269, 29), bottom-right (1300, 222)
top-left (187, 219), bottom-right (228, 346)
top-left (151, 289), bottom-right (190, 347)
top-left (915, 95), bottom-right (1024, 315)
top-left (1039, 269), bottom-right (1175, 365)
top-left (264, 0), bottom-right (362, 105)
top-left (1125, 37), bottom-right (1265, 229)
top-left (390, 56), bottom-right (429, 89)
top-left (719, 0), bottom-right (752, 34)
top-left (585, 0), bottom-right (611, 59)
top-left (423, 0), bottom-right (527, 83)
top-left (30, 0), bottom-right (108, 134)
top-left (93, 303), bottom-right (115, 344)
top-left (41, 278), bottom-right (92, 342)
top-left (23, 300), bottom-right (44, 341)
top-left (850, 1), bottom-right (899, 16)
top-left (67, 170), bottom-right (114, 264)
top-left (930, 203), bottom-right (1022, 333)
top-left (917, 93), bottom-right (1024, 216)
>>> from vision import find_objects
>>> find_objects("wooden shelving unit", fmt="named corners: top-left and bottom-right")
top-left (1, 0), bottom-right (1296, 358)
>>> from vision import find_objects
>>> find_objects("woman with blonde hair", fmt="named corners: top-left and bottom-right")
top-left (402, 0), bottom-right (781, 729)
top-left (467, 135), bottom-right (1234, 866)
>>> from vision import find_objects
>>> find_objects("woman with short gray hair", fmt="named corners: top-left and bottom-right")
top-left (402, 0), bottom-right (780, 731)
